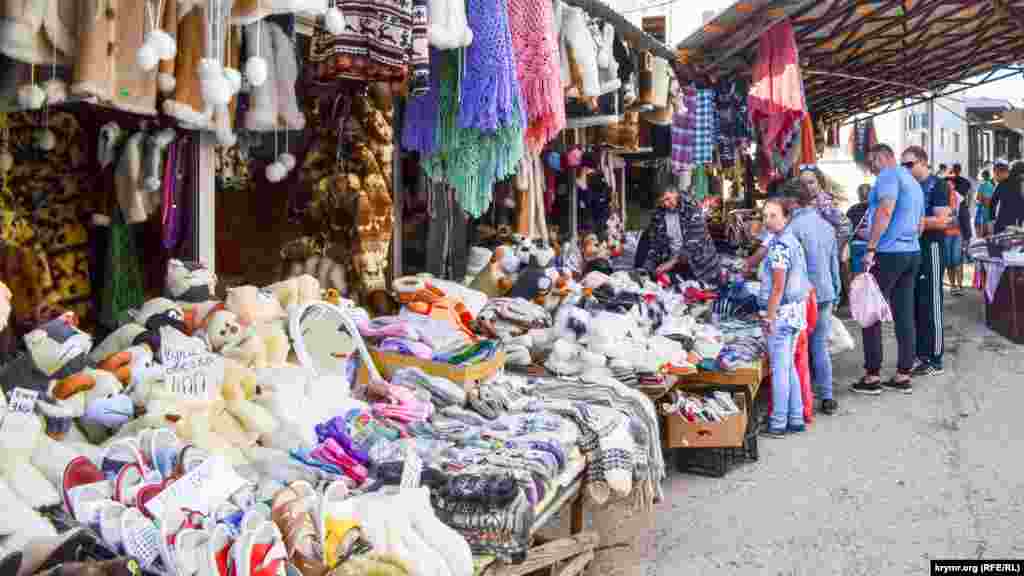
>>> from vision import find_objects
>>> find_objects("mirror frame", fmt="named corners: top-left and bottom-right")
top-left (289, 301), bottom-right (382, 382)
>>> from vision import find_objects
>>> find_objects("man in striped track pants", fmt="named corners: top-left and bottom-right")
top-left (902, 146), bottom-right (952, 377)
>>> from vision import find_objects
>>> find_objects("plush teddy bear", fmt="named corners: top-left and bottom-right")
top-left (206, 309), bottom-right (289, 369)
top-left (165, 259), bottom-right (218, 303)
top-left (250, 365), bottom-right (360, 452)
top-left (508, 241), bottom-right (557, 301)
top-left (89, 297), bottom-right (189, 366)
top-left (470, 245), bottom-right (518, 298)
top-left (48, 368), bottom-right (135, 445)
top-left (225, 286), bottom-right (286, 326)
top-left (266, 274), bottom-right (321, 312)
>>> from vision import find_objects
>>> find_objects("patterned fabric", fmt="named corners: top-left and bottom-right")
top-left (715, 78), bottom-right (751, 164)
top-left (31, 203), bottom-right (92, 326)
top-left (692, 89), bottom-right (719, 164)
top-left (308, 0), bottom-right (422, 84)
top-left (644, 198), bottom-right (721, 285)
top-left (670, 90), bottom-right (695, 174)
top-left (409, 0), bottom-right (430, 94)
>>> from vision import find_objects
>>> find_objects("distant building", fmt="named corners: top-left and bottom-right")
top-left (965, 97), bottom-right (1023, 177)
top-left (900, 99), bottom-right (968, 172)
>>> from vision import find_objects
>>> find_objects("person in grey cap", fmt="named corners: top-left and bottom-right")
top-left (992, 159), bottom-right (1024, 235)
top-left (986, 159), bottom-right (1010, 236)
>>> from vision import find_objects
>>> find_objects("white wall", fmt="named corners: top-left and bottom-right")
top-left (899, 99), bottom-right (969, 170)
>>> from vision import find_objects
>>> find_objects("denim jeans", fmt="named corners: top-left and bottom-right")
top-left (810, 302), bottom-right (834, 400)
top-left (768, 324), bottom-right (803, 430)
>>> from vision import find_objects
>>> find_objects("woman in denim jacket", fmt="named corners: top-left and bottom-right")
top-left (759, 198), bottom-right (811, 437)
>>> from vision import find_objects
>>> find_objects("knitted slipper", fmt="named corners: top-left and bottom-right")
top-left (271, 484), bottom-right (325, 576)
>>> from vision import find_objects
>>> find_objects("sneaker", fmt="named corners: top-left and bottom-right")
top-left (761, 427), bottom-right (787, 438)
top-left (850, 379), bottom-right (882, 396)
top-left (911, 362), bottom-right (944, 377)
top-left (787, 424), bottom-right (806, 433)
top-left (821, 399), bottom-right (838, 415)
top-left (882, 378), bottom-right (913, 394)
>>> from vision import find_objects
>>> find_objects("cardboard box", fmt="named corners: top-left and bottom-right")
top-left (356, 348), bottom-right (506, 391)
top-left (663, 394), bottom-right (747, 449)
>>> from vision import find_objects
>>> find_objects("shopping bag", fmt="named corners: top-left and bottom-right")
top-left (829, 314), bottom-right (855, 355)
top-left (849, 272), bottom-right (892, 328)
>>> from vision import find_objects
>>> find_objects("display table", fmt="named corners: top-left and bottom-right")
top-left (978, 257), bottom-right (1024, 344)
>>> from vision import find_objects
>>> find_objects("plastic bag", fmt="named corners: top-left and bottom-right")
top-left (849, 273), bottom-right (892, 328)
top-left (829, 314), bottom-right (855, 355)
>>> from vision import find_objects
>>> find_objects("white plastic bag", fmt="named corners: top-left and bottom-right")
top-left (828, 314), bottom-right (855, 355)
top-left (849, 273), bottom-right (892, 328)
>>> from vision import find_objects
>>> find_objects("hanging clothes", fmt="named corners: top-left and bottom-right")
top-left (671, 90), bottom-right (694, 174)
top-left (513, 154), bottom-right (549, 242)
top-left (692, 88), bottom-right (719, 165)
top-left (307, 0), bottom-right (426, 86)
top-left (748, 20), bottom-right (806, 170)
top-left (799, 113), bottom-right (816, 165)
top-left (506, 0), bottom-right (565, 153)
top-left (420, 0), bottom-right (526, 218)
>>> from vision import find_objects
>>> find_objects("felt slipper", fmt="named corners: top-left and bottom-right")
top-left (101, 438), bottom-right (149, 481)
top-left (98, 502), bottom-right (128, 554)
top-left (174, 529), bottom-right (210, 576)
top-left (174, 445), bottom-right (209, 480)
top-left (149, 428), bottom-right (182, 481)
top-left (317, 480), bottom-right (349, 557)
top-left (120, 508), bottom-right (162, 569)
top-left (201, 524), bottom-right (234, 576)
top-left (235, 522), bottom-right (288, 576)
top-left (114, 464), bottom-right (147, 507)
top-left (61, 457), bottom-right (109, 523)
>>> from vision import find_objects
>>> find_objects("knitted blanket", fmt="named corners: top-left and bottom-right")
top-left (527, 374), bottom-right (664, 509)
top-left (506, 0), bottom-right (565, 153)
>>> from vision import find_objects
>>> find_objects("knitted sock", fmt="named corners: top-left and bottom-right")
top-left (269, 22), bottom-right (305, 130)
top-left (442, 474), bottom-right (519, 507)
top-left (243, 23), bottom-right (277, 131)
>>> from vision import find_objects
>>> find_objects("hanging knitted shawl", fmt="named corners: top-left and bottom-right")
top-left (420, 0), bottom-right (526, 218)
top-left (506, 0), bottom-right (565, 153)
top-left (401, 48), bottom-right (444, 155)
top-left (748, 20), bottom-right (806, 161)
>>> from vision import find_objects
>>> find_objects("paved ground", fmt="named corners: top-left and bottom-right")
top-left (647, 289), bottom-right (1024, 575)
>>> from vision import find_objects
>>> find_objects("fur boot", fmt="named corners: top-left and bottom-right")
top-left (244, 22), bottom-right (278, 131)
top-left (164, 3), bottom-right (211, 128)
top-left (143, 129), bottom-right (176, 194)
top-left (270, 22), bottom-right (305, 130)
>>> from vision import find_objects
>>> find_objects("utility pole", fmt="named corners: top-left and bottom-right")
top-left (929, 97), bottom-right (936, 171)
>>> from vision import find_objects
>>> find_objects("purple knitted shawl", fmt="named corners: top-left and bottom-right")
top-left (401, 48), bottom-right (443, 154)
top-left (458, 0), bottom-right (526, 134)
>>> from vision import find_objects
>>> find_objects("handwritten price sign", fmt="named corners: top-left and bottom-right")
top-left (7, 388), bottom-right (38, 414)
top-left (161, 354), bottom-right (224, 403)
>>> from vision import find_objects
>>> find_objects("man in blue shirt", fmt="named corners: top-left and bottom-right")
top-left (790, 178), bottom-right (841, 415)
top-left (852, 144), bottom-right (925, 396)
top-left (903, 146), bottom-right (953, 377)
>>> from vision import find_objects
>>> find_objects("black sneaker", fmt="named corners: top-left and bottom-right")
top-left (882, 378), bottom-right (913, 394)
top-left (911, 362), bottom-right (944, 377)
top-left (850, 379), bottom-right (882, 395)
top-left (821, 398), bottom-right (838, 415)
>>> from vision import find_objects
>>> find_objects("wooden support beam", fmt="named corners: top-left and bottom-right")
top-left (488, 532), bottom-right (600, 576)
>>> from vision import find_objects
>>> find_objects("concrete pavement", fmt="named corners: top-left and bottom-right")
top-left (648, 289), bottom-right (1024, 575)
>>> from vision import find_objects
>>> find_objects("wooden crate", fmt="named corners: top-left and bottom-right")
top-left (356, 348), bottom-right (505, 391)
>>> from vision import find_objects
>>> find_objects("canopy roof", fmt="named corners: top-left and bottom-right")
top-left (676, 0), bottom-right (1024, 122)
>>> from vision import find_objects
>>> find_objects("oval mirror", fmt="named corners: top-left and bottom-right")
top-left (289, 301), bottom-right (381, 382)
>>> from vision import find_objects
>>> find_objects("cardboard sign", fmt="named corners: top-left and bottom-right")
top-left (144, 454), bottom-right (247, 521)
top-left (161, 354), bottom-right (224, 403)
top-left (160, 326), bottom-right (209, 367)
top-left (7, 387), bottom-right (38, 414)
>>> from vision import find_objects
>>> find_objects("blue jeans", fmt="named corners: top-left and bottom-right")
top-left (810, 302), bottom-right (834, 401)
top-left (768, 324), bottom-right (803, 430)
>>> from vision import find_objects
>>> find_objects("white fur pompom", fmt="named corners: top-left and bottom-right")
top-left (266, 162), bottom-right (287, 183)
top-left (223, 68), bottom-right (243, 95)
top-left (17, 84), bottom-right (45, 110)
top-left (137, 42), bottom-right (159, 71)
top-left (0, 150), bottom-right (13, 173)
top-left (217, 128), bottom-right (237, 148)
top-left (245, 57), bottom-right (268, 87)
top-left (148, 29), bottom-right (177, 60)
top-left (144, 176), bottom-right (161, 192)
top-left (279, 153), bottom-right (296, 172)
top-left (199, 60), bottom-right (232, 107)
top-left (34, 129), bottom-right (56, 152)
top-left (325, 7), bottom-right (345, 34)
top-left (158, 73), bottom-right (176, 93)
